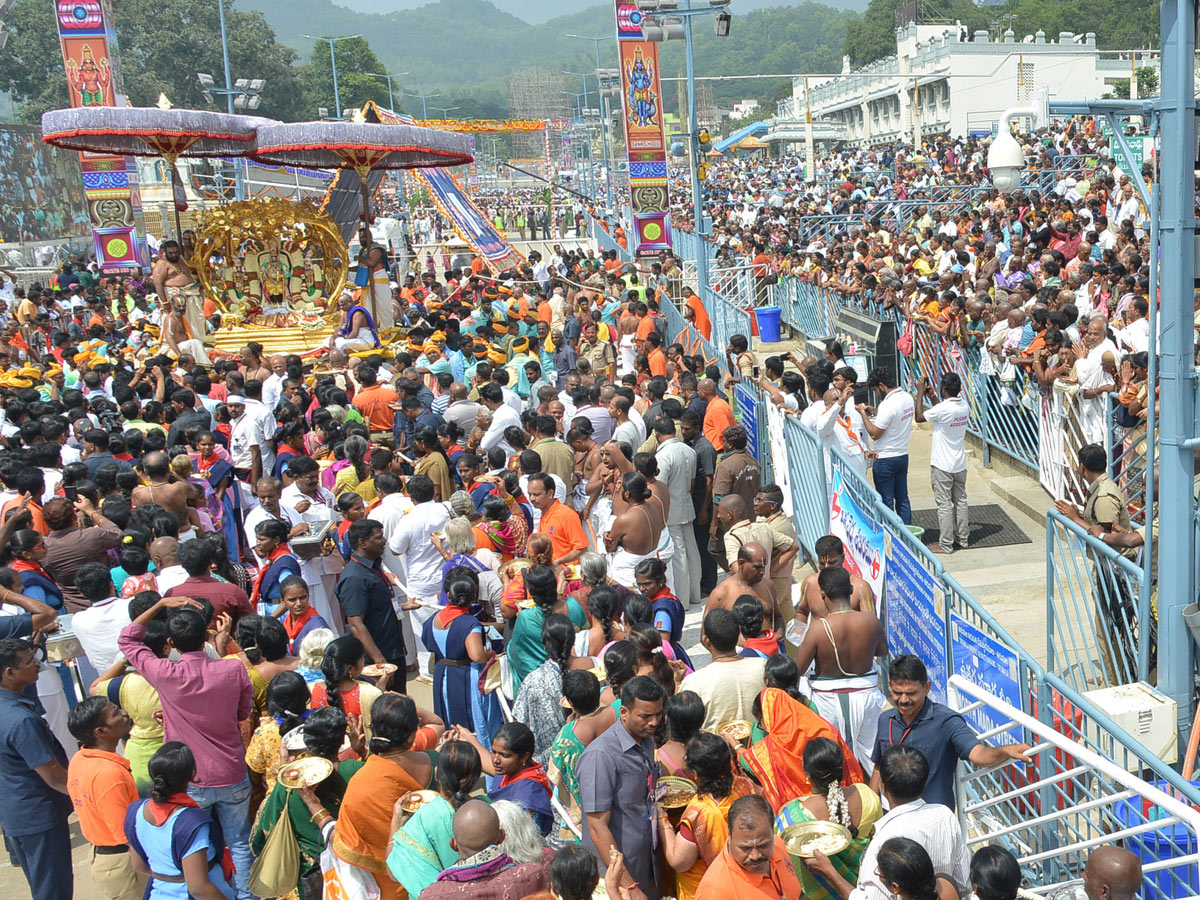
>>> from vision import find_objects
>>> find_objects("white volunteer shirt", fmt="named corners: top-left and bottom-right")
top-left (923, 395), bottom-right (971, 474)
top-left (872, 388), bottom-right (915, 459)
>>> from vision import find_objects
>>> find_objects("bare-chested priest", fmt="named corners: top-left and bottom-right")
top-left (704, 542), bottom-right (781, 633)
top-left (152, 240), bottom-right (207, 355)
top-left (794, 566), bottom-right (887, 773)
top-left (603, 472), bottom-right (664, 590)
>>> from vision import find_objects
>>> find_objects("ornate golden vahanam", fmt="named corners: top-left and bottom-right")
top-left (188, 197), bottom-right (349, 331)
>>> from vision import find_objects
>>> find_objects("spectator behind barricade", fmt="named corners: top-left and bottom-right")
top-left (857, 368), bottom-right (915, 526)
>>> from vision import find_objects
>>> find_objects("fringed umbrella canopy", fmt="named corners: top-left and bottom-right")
top-left (251, 121), bottom-right (473, 221)
top-left (250, 120), bottom-right (473, 173)
top-left (41, 106), bottom-right (273, 159)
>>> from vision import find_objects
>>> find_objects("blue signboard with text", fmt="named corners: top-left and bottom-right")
top-left (950, 613), bottom-right (1022, 747)
top-left (883, 529), bottom-right (947, 703)
top-left (734, 384), bottom-right (760, 461)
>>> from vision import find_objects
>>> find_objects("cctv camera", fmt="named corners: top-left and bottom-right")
top-left (987, 130), bottom-right (1025, 193)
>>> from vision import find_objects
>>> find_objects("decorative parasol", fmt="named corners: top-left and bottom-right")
top-left (41, 106), bottom-right (276, 237)
top-left (250, 120), bottom-right (473, 223)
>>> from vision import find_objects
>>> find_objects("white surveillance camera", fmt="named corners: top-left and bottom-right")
top-left (987, 128), bottom-right (1026, 193)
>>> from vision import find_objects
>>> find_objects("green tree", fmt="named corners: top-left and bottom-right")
top-left (299, 37), bottom-right (394, 119)
top-left (0, 0), bottom-right (306, 123)
top-left (1106, 66), bottom-right (1160, 99)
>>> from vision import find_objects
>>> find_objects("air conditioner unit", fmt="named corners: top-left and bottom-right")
top-left (1083, 682), bottom-right (1178, 770)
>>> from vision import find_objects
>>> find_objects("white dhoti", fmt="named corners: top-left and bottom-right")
top-left (38, 664), bottom-right (76, 761)
top-left (300, 557), bottom-right (344, 636)
top-left (332, 327), bottom-right (378, 353)
top-left (177, 338), bottom-right (211, 365)
top-left (588, 497), bottom-right (614, 552)
top-left (619, 334), bottom-right (636, 376)
top-left (809, 669), bottom-right (885, 775)
top-left (607, 545), bottom-right (658, 589)
top-left (656, 528), bottom-right (677, 595)
top-left (367, 274), bottom-right (394, 330)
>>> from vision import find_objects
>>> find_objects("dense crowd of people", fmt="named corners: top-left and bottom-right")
top-left (0, 115), bottom-right (1157, 900)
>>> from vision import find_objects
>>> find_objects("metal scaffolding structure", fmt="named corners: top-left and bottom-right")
top-left (507, 68), bottom-right (570, 159)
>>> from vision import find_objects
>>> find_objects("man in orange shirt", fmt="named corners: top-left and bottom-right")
top-left (528, 473), bottom-right (588, 564)
top-left (700, 378), bottom-right (735, 451)
top-left (1, 469), bottom-right (47, 535)
top-left (695, 795), bottom-right (802, 900)
top-left (646, 331), bottom-right (668, 377)
top-left (634, 302), bottom-right (656, 345)
top-left (66, 696), bottom-right (145, 900)
top-left (351, 365), bottom-right (399, 448)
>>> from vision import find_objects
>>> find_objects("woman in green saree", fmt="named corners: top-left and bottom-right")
top-left (384, 740), bottom-right (482, 897)
top-left (250, 707), bottom-right (364, 900)
top-left (546, 669), bottom-right (616, 847)
top-left (774, 736), bottom-right (883, 900)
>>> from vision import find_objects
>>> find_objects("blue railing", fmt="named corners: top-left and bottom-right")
top-left (778, 422), bottom-right (1199, 893)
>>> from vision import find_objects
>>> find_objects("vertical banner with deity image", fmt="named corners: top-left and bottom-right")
top-left (56, 0), bottom-right (149, 272)
top-left (613, 2), bottom-right (671, 256)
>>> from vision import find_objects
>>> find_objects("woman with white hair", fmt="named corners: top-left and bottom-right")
top-left (432, 516), bottom-right (503, 621)
top-left (492, 799), bottom-right (548, 866)
top-left (296, 627), bottom-right (335, 685)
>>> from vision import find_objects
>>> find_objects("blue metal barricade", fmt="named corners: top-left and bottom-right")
top-left (782, 417), bottom-right (828, 560)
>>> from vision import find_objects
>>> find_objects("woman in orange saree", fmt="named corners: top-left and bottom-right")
top-left (740, 687), bottom-right (864, 811)
top-left (333, 695), bottom-right (437, 900)
top-left (659, 733), bottom-right (760, 900)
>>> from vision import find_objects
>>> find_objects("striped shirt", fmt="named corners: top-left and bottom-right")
top-left (850, 799), bottom-right (970, 900)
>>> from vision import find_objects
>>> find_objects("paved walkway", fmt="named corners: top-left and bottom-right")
top-left (745, 337), bottom-right (1052, 666)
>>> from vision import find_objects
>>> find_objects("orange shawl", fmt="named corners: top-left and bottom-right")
top-left (334, 754), bottom-right (424, 900)
top-left (740, 688), bottom-right (864, 811)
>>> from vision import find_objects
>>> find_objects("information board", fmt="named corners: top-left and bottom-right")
top-left (734, 383), bottom-right (759, 461)
top-left (950, 613), bottom-right (1022, 746)
top-left (883, 528), bottom-right (947, 703)
top-left (829, 468), bottom-right (886, 600)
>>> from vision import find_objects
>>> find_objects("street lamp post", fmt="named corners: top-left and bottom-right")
top-left (405, 91), bottom-right (441, 119)
top-left (303, 34), bottom-right (362, 120)
top-left (366, 71), bottom-right (408, 111)
top-left (567, 34), bottom-right (617, 211)
top-left (428, 105), bottom-right (461, 119)
top-left (640, 0), bottom-right (732, 294)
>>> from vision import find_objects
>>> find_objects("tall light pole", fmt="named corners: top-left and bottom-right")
top-left (303, 34), bottom-right (362, 119)
top-left (563, 71), bottom-right (595, 109)
top-left (200, 0), bottom-right (264, 203)
top-left (428, 105), bottom-right (461, 118)
top-left (405, 91), bottom-right (441, 119)
top-left (567, 34), bottom-right (617, 211)
top-left (641, 0), bottom-right (732, 294)
top-left (366, 71), bottom-right (408, 111)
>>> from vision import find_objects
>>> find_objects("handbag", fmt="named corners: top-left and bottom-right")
top-left (248, 789), bottom-right (301, 898)
top-left (897, 318), bottom-right (915, 356)
top-left (354, 265), bottom-right (370, 288)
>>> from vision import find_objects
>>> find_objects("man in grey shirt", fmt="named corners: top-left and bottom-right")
top-left (654, 416), bottom-right (699, 606)
top-left (442, 383), bottom-right (482, 436)
top-left (579, 676), bottom-right (665, 900)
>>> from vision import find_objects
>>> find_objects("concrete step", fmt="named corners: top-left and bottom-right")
top-left (989, 475), bottom-right (1052, 524)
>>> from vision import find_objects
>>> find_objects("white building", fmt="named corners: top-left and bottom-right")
top-left (730, 99), bottom-right (760, 119)
top-left (768, 23), bottom-right (1154, 148)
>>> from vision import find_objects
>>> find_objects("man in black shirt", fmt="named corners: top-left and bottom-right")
top-left (336, 519), bottom-right (407, 693)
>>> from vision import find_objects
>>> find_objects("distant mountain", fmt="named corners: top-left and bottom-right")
top-left (240, 0), bottom-right (852, 110)
top-left (311, 0), bottom-right (869, 24)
